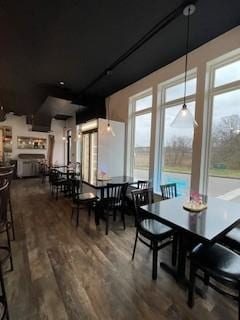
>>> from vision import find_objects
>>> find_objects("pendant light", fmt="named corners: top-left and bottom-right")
top-left (62, 120), bottom-right (67, 141)
top-left (171, 4), bottom-right (198, 128)
top-left (106, 97), bottom-right (115, 136)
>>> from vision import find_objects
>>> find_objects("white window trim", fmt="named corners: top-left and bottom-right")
top-left (154, 68), bottom-right (197, 193)
top-left (127, 88), bottom-right (153, 178)
top-left (200, 48), bottom-right (240, 195)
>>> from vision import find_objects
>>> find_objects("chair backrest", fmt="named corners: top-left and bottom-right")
top-left (106, 183), bottom-right (128, 208)
top-left (0, 180), bottom-right (9, 224)
top-left (137, 180), bottom-right (150, 189)
top-left (49, 169), bottom-right (60, 184)
top-left (160, 183), bottom-right (177, 199)
top-left (0, 164), bottom-right (16, 172)
top-left (131, 188), bottom-right (154, 223)
top-left (0, 170), bottom-right (14, 185)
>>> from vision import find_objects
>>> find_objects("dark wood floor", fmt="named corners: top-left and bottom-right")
top-left (4, 178), bottom-right (237, 319)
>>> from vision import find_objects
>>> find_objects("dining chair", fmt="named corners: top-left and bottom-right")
top-left (137, 180), bottom-right (151, 189)
top-left (0, 180), bottom-right (12, 319)
top-left (0, 170), bottom-right (15, 240)
top-left (220, 227), bottom-right (240, 254)
top-left (188, 243), bottom-right (240, 318)
top-left (125, 180), bottom-right (151, 219)
top-left (71, 177), bottom-right (98, 226)
top-left (49, 169), bottom-right (67, 200)
top-left (0, 180), bottom-right (13, 271)
top-left (97, 182), bottom-right (128, 235)
top-left (41, 162), bottom-right (49, 184)
top-left (160, 183), bottom-right (177, 199)
top-left (131, 188), bottom-right (176, 280)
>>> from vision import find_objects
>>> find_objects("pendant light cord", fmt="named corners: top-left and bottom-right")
top-left (183, 6), bottom-right (191, 106)
top-left (107, 98), bottom-right (110, 125)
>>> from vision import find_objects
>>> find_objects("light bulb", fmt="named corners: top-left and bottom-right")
top-left (182, 109), bottom-right (188, 117)
top-left (107, 123), bottom-right (111, 131)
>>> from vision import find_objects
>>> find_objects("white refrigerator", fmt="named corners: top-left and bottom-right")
top-left (81, 118), bottom-right (125, 180)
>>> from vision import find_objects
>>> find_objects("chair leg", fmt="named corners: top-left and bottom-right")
top-left (105, 210), bottom-right (109, 235)
top-left (172, 233), bottom-right (178, 266)
top-left (0, 264), bottom-right (9, 320)
top-left (6, 224), bottom-right (13, 272)
top-left (238, 289), bottom-right (240, 320)
top-left (9, 197), bottom-right (15, 241)
top-left (121, 209), bottom-right (125, 230)
top-left (132, 230), bottom-right (138, 260)
top-left (113, 208), bottom-right (116, 221)
top-left (56, 187), bottom-right (58, 200)
top-left (204, 273), bottom-right (209, 286)
top-left (88, 205), bottom-right (91, 217)
top-left (76, 207), bottom-right (80, 227)
top-left (188, 263), bottom-right (196, 308)
top-left (152, 241), bottom-right (158, 280)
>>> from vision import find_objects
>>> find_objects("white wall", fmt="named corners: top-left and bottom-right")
top-left (107, 26), bottom-right (240, 191)
top-left (2, 114), bottom-right (65, 164)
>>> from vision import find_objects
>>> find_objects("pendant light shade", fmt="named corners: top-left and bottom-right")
top-left (171, 104), bottom-right (198, 128)
top-left (170, 4), bottom-right (198, 129)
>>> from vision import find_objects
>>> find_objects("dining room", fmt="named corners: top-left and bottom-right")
top-left (0, 1), bottom-right (240, 319)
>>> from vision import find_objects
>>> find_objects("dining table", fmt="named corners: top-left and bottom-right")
top-left (82, 176), bottom-right (138, 198)
top-left (140, 195), bottom-right (240, 293)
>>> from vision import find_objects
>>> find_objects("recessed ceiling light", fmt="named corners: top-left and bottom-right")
top-left (59, 81), bottom-right (65, 86)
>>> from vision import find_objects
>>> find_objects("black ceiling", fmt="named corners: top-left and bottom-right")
top-left (0, 0), bottom-right (239, 116)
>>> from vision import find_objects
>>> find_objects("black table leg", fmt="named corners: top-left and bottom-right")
top-left (160, 232), bottom-right (206, 298)
top-left (160, 232), bottom-right (187, 282)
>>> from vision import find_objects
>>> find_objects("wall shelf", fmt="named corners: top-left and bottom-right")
top-left (17, 136), bottom-right (47, 150)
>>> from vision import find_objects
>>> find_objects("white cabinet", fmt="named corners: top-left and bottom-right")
top-left (17, 154), bottom-right (44, 177)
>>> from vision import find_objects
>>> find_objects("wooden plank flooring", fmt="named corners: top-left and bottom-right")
top-left (4, 178), bottom-right (237, 319)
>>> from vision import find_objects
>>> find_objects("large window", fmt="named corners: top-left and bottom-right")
top-left (203, 53), bottom-right (240, 201)
top-left (129, 92), bottom-right (152, 180)
top-left (158, 73), bottom-right (197, 195)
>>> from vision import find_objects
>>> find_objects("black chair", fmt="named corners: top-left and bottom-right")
top-left (131, 188), bottom-right (176, 280)
top-left (97, 183), bottom-right (128, 235)
top-left (136, 180), bottom-right (151, 189)
top-left (125, 180), bottom-right (151, 218)
top-left (40, 162), bottom-right (49, 184)
top-left (0, 180), bottom-right (13, 319)
top-left (188, 243), bottom-right (240, 318)
top-left (71, 177), bottom-right (98, 227)
top-left (0, 170), bottom-right (15, 241)
top-left (49, 169), bottom-right (67, 200)
top-left (160, 183), bottom-right (177, 199)
top-left (220, 227), bottom-right (240, 253)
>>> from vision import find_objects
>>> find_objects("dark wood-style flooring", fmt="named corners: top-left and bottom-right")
top-left (4, 178), bottom-right (237, 319)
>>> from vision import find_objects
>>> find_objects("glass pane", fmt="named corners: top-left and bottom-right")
top-left (135, 95), bottom-right (152, 112)
top-left (208, 89), bottom-right (240, 202)
top-left (90, 132), bottom-right (98, 180)
top-left (165, 78), bottom-right (197, 103)
top-left (161, 102), bottom-right (195, 196)
top-left (133, 112), bottom-right (152, 180)
top-left (82, 134), bottom-right (89, 180)
top-left (214, 60), bottom-right (240, 87)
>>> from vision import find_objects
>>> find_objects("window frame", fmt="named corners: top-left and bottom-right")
top-left (200, 49), bottom-right (240, 195)
top-left (154, 69), bottom-right (197, 193)
top-left (128, 89), bottom-right (153, 179)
